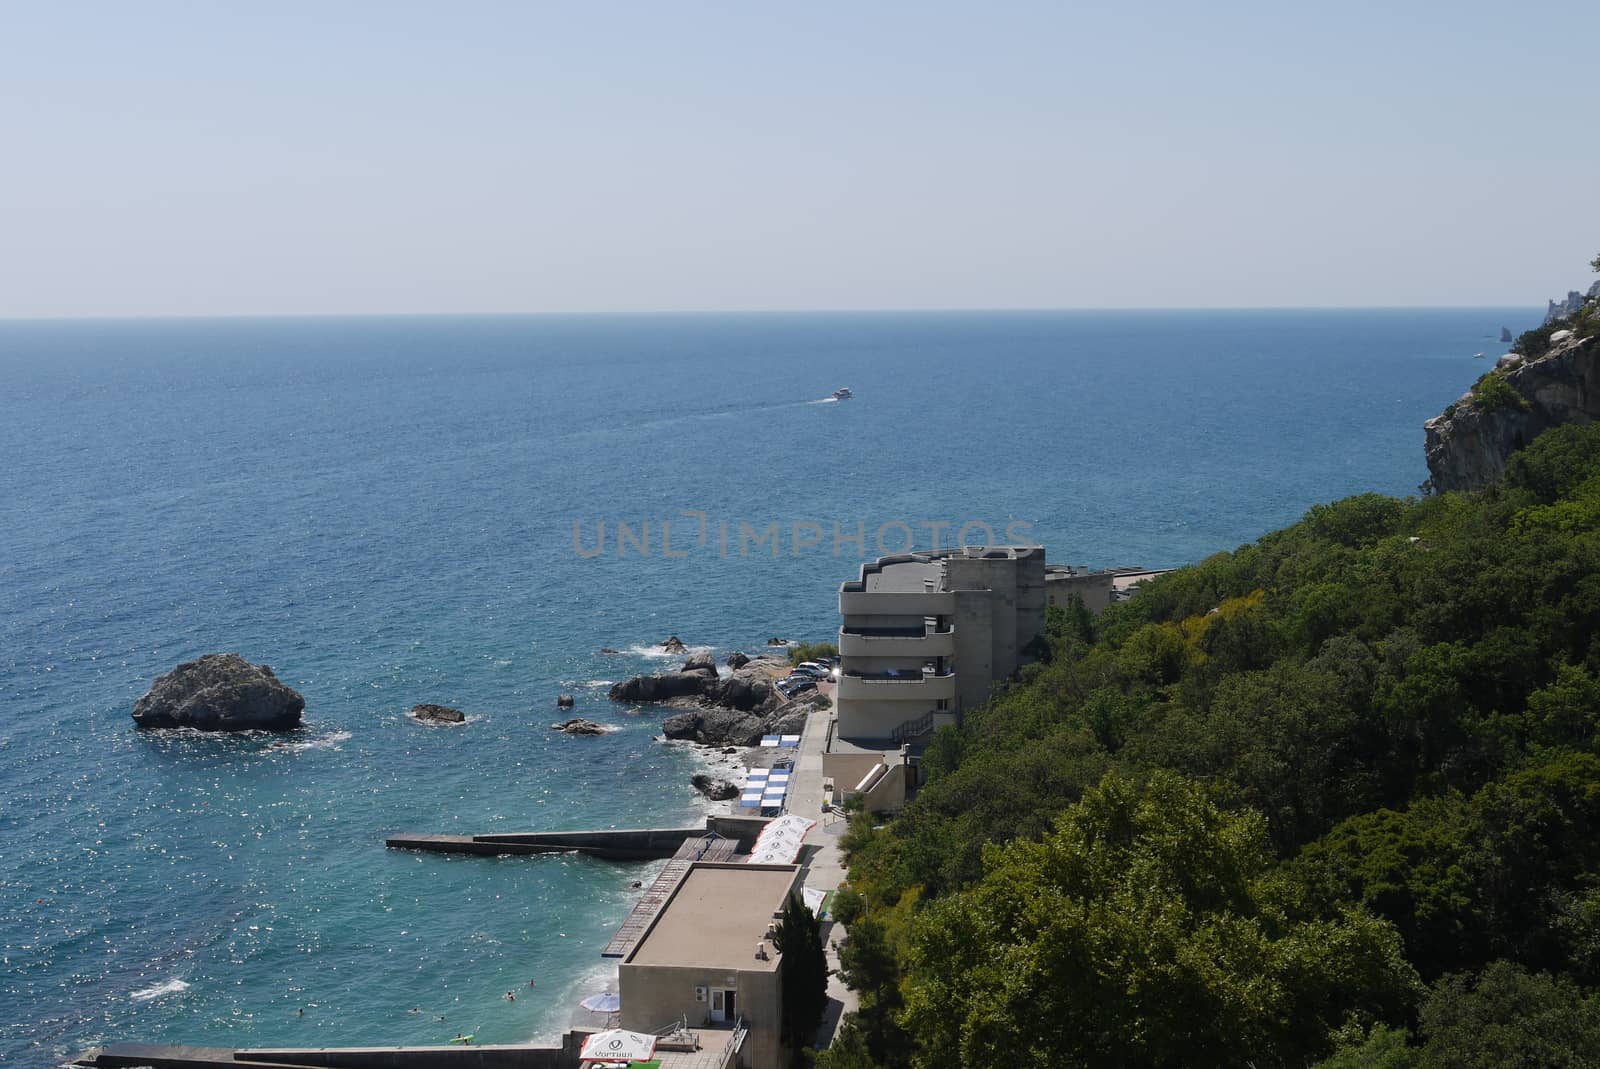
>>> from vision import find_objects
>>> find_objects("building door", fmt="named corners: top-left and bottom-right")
top-left (711, 988), bottom-right (736, 1023)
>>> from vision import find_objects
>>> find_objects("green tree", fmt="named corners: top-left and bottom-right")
top-left (899, 771), bottom-right (1419, 1068)
top-left (773, 892), bottom-right (829, 1062)
top-left (812, 1016), bottom-right (883, 1069)
top-left (1417, 960), bottom-right (1600, 1069)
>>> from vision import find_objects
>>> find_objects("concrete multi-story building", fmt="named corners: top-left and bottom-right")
top-left (824, 545), bottom-right (1047, 809)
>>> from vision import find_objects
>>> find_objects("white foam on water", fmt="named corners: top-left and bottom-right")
top-left (284, 730), bottom-right (353, 752)
top-left (130, 978), bottom-right (190, 1001)
top-left (624, 644), bottom-right (714, 660)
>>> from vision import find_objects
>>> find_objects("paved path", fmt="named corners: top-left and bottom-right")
top-left (786, 683), bottom-right (859, 1052)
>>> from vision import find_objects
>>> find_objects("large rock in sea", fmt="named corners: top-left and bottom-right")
top-left (725, 651), bottom-right (750, 670)
top-left (133, 653), bottom-right (304, 731)
top-left (661, 635), bottom-right (688, 654)
top-left (1424, 333), bottom-right (1598, 493)
top-left (609, 672), bottom-right (712, 702)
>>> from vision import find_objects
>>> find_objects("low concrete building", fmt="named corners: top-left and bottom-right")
top-left (1044, 564), bottom-right (1171, 613)
top-left (619, 862), bottom-right (802, 1069)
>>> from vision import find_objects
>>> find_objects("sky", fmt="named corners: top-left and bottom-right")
top-left (0, 1), bottom-right (1595, 318)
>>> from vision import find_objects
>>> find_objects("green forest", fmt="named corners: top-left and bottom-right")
top-left (819, 421), bottom-right (1600, 1068)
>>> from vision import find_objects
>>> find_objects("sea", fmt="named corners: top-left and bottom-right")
top-left (0, 308), bottom-right (1530, 1065)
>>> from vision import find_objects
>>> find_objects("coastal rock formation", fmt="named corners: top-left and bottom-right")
top-left (608, 672), bottom-right (710, 702)
top-left (552, 718), bottom-right (606, 736)
top-left (1424, 334), bottom-right (1598, 493)
top-left (725, 651), bottom-right (750, 670)
top-left (705, 666), bottom-right (779, 713)
top-left (661, 689), bottom-right (819, 747)
top-left (690, 773), bottom-right (740, 801)
top-left (133, 653), bottom-right (304, 731)
top-left (660, 635), bottom-right (687, 654)
top-left (663, 707), bottom-right (767, 746)
top-left (598, 648), bottom-right (621, 655)
top-left (410, 703), bottom-right (466, 724)
top-left (1545, 291), bottom-right (1588, 325)
top-left (1501, 326), bottom-right (1514, 343)
top-left (557, 694), bottom-right (575, 709)
top-left (681, 652), bottom-right (718, 677)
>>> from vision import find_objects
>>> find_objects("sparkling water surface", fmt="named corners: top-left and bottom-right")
top-left (0, 309), bottom-right (1528, 1065)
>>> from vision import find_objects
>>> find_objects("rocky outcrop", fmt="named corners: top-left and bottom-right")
top-left (661, 691), bottom-right (820, 746)
top-left (610, 649), bottom-right (718, 702)
top-left (552, 718), bottom-right (606, 736)
top-left (1425, 334), bottom-right (1598, 493)
top-left (133, 653), bottom-right (304, 731)
top-left (660, 635), bottom-right (687, 654)
top-left (410, 703), bottom-right (466, 724)
top-left (705, 666), bottom-right (779, 713)
top-left (681, 652), bottom-right (718, 677)
top-left (557, 694), bottom-right (575, 709)
top-left (690, 773), bottom-right (740, 801)
top-left (1546, 291), bottom-right (1588, 325)
top-left (608, 672), bottom-right (710, 702)
top-left (1501, 326), bottom-right (1514, 343)
top-left (725, 651), bottom-right (750, 670)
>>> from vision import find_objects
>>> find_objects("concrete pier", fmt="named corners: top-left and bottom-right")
top-left (385, 815), bottom-right (768, 861)
top-left (76, 1039), bottom-right (582, 1069)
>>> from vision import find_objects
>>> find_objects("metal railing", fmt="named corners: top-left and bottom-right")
top-left (891, 711), bottom-right (936, 743)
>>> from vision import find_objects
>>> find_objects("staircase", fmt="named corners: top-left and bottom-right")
top-left (891, 711), bottom-right (935, 743)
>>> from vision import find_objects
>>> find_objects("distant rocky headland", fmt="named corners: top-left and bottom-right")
top-left (1424, 273), bottom-right (1598, 493)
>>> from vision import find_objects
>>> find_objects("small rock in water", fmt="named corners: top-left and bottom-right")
top-left (410, 704), bottom-right (467, 724)
top-left (725, 651), bottom-right (750, 670)
top-left (599, 648), bottom-right (621, 655)
top-left (551, 718), bottom-right (606, 736)
top-left (691, 773), bottom-right (740, 801)
top-left (661, 635), bottom-right (687, 654)
top-left (557, 694), bottom-right (575, 709)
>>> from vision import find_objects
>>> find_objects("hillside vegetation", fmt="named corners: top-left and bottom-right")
top-left (822, 422), bottom-right (1600, 1069)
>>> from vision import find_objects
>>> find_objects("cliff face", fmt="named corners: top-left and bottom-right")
top-left (1424, 334), bottom-right (1598, 492)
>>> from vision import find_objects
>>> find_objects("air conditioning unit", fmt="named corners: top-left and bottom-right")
top-left (695, 986), bottom-right (707, 1002)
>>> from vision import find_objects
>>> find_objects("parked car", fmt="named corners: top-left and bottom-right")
top-left (794, 661), bottom-right (829, 674)
top-left (790, 666), bottom-right (829, 679)
top-left (781, 678), bottom-right (817, 697)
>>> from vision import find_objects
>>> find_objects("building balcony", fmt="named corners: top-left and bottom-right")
top-left (837, 667), bottom-right (957, 703)
top-left (837, 625), bottom-right (955, 659)
top-left (838, 590), bottom-right (954, 617)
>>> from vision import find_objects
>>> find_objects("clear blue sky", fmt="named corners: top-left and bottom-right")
top-left (1, 1), bottom-right (1594, 317)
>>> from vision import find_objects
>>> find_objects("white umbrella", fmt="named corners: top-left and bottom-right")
top-left (579, 1027), bottom-right (657, 1062)
top-left (579, 992), bottom-right (622, 1013)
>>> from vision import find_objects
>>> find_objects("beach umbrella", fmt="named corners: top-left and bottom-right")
top-left (580, 1027), bottom-right (657, 1062)
top-left (580, 992), bottom-right (622, 1013)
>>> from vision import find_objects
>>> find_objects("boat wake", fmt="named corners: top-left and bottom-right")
top-left (130, 979), bottom-right (190, 1002)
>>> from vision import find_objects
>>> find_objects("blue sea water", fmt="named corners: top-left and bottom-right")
top-left (0, 309), bottom-right (1530, 1065)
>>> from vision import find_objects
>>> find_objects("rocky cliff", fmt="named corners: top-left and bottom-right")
top-left (1424, 332), bottom-right (1598, 492)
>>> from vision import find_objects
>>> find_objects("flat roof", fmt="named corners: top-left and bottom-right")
top-left (864, 559), bottom-right (943, 593)
top-left (625, 863), bottom-right (798, 972)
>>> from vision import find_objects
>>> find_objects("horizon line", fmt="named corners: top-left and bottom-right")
top-left (0, 302), bottom-right (1549, 325)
